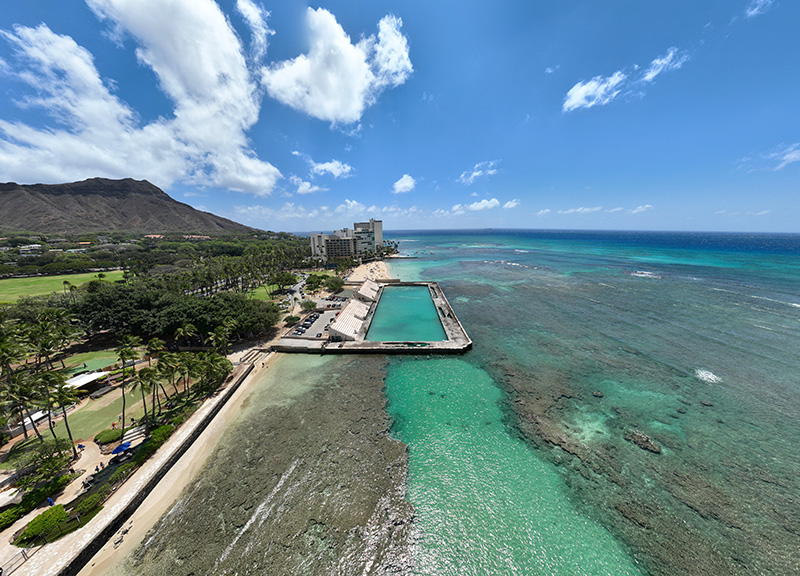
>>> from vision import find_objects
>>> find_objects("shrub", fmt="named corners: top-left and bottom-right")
top-left (94, 428), bottom-right (123, 445)
top-left (284, 315), bottom-right (300, 325)
top-left (72, 493), bottom-right (104, 518)
top-left (134, 424), bottom-right (174, 465)
top-left (107, 462), bottom-right (137, 485)
top-left (17, 504), bottom-right (68, 544)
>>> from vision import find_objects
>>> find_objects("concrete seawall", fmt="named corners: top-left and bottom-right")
top-left (273, 281), bottom-right (472, 355)
top-left (50, 363), bottom-right (254, 576)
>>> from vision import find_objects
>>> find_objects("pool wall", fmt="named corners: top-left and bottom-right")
top-left (274, 282), bottom-right (472, 355)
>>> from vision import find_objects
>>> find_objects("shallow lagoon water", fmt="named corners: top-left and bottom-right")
top-left (388, 229), bottom-right (800, 575)
top-left (385, 356), bottom-right (642, 575)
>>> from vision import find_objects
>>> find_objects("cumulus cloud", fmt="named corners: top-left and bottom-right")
top-left (392, 174), bottom-right (415, 194)
top-left (468, 198), bottom-right (500, 211)
top-left (289, 175), bottom-right (326, 195)
top-left (458, 160), bottom-right (499, 185)
top-left (503, 199), bottom-right (520, 209)
top-left (537, 209), bottom-right (551, 216)
top-left (1, 0), bottom-right (281, 195)
top-left (745, 0), bottom-right (775, 18)
top-left (642, 48), bottom-right (689, 83)
top-left (292, 151), bottom-right (353, 179)
top-left (312, 160), bottom-right (352, 179)
top-left (563, 47), bottom-right (688, 112)
top-left (261, 9), bottom-right (412, 124)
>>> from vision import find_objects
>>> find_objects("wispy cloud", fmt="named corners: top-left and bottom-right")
top-left (392, 174), bottom-right (416, 194)
top-left (563, 72), bottom-right (626, 112)
top-left (537, 209), bottom-right (551, 216)
top-left (642, 48), bottom-right (689, 83)
top-left (235, 0), bottom-right (273, 61)
top-left (261, 9), bottom-right (412, 124)
top-left (557, 206), bottom-right (604, 215)
top-left (234, 199), bottom-right (420, 225)
top-left (765, 143), bottom-right (800, 170)
top-left (458, 160), bottom-right (499, 185)
top-left (503, 199), bottom-right (520, 209)
top-left (563, 47), bottom-right (689, 112)
top-left (630, 204), bottom-right (654, 214)
top-left (745, 0), bottom-right (775, 18)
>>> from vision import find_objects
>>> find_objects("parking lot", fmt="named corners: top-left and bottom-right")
top-left (287, 307), bottom-right (342, 339)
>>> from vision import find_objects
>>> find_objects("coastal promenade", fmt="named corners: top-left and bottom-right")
top-left (3, 348), bottom-right (270, 576)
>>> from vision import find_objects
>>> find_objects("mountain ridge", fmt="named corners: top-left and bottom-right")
top-left (0, 178), bottom-right (256, 235)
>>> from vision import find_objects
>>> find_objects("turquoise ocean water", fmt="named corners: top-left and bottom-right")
top-left (382, 230), bottom-right (800, 576)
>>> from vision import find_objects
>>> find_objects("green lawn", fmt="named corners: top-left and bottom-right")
top-left (0, 271), bottom-right (125, 304)
top-left (49, 387), bottom-right (147, 443)
top-left (64, 351), bottom-right (119, 374)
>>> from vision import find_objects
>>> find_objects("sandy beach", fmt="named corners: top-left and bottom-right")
top-left (345, 260), bottom-right (392, 283)
top-left (76, 355), bottom-right (277, 576)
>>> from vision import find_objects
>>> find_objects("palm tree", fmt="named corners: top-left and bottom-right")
top-left (35, 370), bottom-right (64, 442)
top-left (174, 323), bottom-right (197, 348)
top-left (6, 370), bottom-right (44, 442)
top-left (177, 351), bottom-right (195, 395)
top-left (157, 351), bottom-right (180, 396)
top-left (116, 334), bottom-right (142, 436)
top-left (196, 352), bottom-right (233, 395)
top-left (146, 337), bottom-right (166, 366)
top-left (49, 376), bottom-right (82, 459)
top-left (131, 367), bottom-right (156, 430)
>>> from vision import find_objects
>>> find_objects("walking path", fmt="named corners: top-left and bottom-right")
top-left (0, 342), bottom-right (277, 576)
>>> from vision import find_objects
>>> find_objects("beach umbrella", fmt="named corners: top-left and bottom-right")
top-left (111, 441), bottom-right (131, 454)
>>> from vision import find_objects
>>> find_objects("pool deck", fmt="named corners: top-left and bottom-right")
top-left (274, 281), bottom-right (472, 355)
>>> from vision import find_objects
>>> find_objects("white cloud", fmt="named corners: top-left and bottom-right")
top-left (537, 209), bottom-right (551, 216)
top-left (563, 71), bottom-right (626, 112)
top-left (557, 206), bottom-right (604, 214)
top-left (630, 204), bottom-right (654, 214)
top-left (607, 207), bottom-right (624, 213)
top-left (545, 65), bottom-right (559, 74)
top-left (745, 0), bottom-right (775, 18)
top-left (766, 143), bottom-right (800, 170)
top-left (642, 48), bottom-right (689, 83)
top-left (261, 9), bottom-right (412, 124)
top-left (503, 199), bottom-right (520, 209)
top-left (392, 174), bottom-right (415, 194)
top-left (563, 47), bottom-right (689, 112)
top-left (311, 159), bottom-right (352, 179)
top-left (289, 175), bottom-right (326, 195)
top-left (458, 160), bottom-right (499, 185)
top-left (235, 0), bottom-right (274, 61)
top-left (235, 198), bottom-right (420, 226)
top-left (468, 198), bottom-right (500, 211)
top-left (292, 151), bottom-right (353, 179)
top-left (1, 0), bottom-right (281, 195)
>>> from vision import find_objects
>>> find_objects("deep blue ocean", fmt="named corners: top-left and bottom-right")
top-left (384, 229), bottom-right (800, 576)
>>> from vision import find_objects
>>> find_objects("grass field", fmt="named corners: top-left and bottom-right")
top-left (0, 271), bottom-right (125, 304)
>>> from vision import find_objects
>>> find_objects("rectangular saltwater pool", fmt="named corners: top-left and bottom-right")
top-left (366, 285), bottom-right (446, 342)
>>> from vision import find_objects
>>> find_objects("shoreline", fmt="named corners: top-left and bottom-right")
top-left (76, 355), bottom-right (277, 575)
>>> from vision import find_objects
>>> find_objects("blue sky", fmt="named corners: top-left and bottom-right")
top-left (1, 1), bottom-right (798, 233)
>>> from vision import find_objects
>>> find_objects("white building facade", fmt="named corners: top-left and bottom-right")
top-left (310, 219), bottom-right (384, 262)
